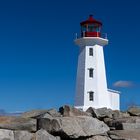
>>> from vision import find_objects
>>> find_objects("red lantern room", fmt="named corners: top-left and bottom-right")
top-left (80, 15), bottom-right (102, 37)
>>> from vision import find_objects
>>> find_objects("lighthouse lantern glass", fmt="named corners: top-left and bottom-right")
top-left (80, 15), bottom-right (102, 37)
top-left (81, 25), bottom-right (87, 32)
top-left (88, 24), bottom-right (94, 32)
top-left (81, 23), bottom-right (101, 37)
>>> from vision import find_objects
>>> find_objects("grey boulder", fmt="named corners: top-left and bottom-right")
top-left (36, 129), bottom-right (60, 140)
top-left (14, 131), bottom-right (34, 140)
top-left (39, 109), bottom-right (61, 119)
top-left (21, 110), bottom-right (49, 118)
top-left (38, 116), bottom-right (109, 139)
top-left (47, 109), bottom-right (61, 117)
top-left (117, 122), bottom-right (140, 130)
top-left (0, 129), bottom-right (14, 140)
top-left (104, 116), bottom-right (140, 130)
top-left (22, 109), bottom-right (61, 119)
top-left (59, 105), bottom-right (89, 117)
top-left (112, 110), bottom-right (130, 119)
top-left (0, 116), bottom-right (36, 132)
top-left (108, 130), bottom-right (140, 140)
top-left (87, 135), bottom-right (111, 140)
top-left (86, 107), bottom-right (113, 119)
top-left (128, 106), bottom-right (140, 116)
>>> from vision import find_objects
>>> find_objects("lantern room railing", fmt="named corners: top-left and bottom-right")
top-left (75, 32), bottom-right (108, 40)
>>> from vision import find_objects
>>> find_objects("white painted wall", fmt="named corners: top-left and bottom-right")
top-left (108, 89), bottom-right (120, 110)
top-left (75, 37), bottom-right (110, 111)
top-left (75, 46), bottom-right (86, 107)
top-left (74, 37), bottom-right (120, 111)
top-left (84, 45), bottom-right (98, 110)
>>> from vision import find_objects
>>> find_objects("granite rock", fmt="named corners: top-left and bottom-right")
top-left (87, 135), bottom-right (111, 140)
top-left (108, 130), bottom-right (140, 140)
top-left (21, 110), bottom-right (49, 119)
top-left (38, 116), bottom-right (109, 139)
top-left (36, 129), bottom-right (60, 140)
top-left (112, 110), bottom-right (130, 119)
top-left (128, 107), bottom-right (140, 116)
top-left (0, 116), bottom-right (36, 132)
top-left (86, 107), bottom-right (113, 119)
top-left (0, 129), bottom-right (14, 140)
top-left (14, 131), bottom-right (34, 140)
top-left (59, 105), bottom-right (89, 117)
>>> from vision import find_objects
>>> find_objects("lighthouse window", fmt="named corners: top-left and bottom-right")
top-left (88, 25), bottom-right (94, 32)
top-left (81, 25), bottom-right (87, 32)
top-left (89, 91), bottom-right (94, 101)
top-left (89, 68), bottom-right (94, 78)
top-left (89, 48), bottom-right (93, 56)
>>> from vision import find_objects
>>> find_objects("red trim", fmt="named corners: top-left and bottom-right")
top-left (82, 32), bottom-right (101, 37)
top-left (80, 15), bottom-right (102, 26)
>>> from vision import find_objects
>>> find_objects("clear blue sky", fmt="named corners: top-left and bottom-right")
top-left (0, 0), bottom-right (140, 112)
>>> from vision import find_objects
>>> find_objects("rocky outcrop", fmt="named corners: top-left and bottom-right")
top-left (87, 136), bottom-right (111, 140)
top-left (128, 106), bottom-right (140, 116)
top-left (59, 105), bottom-right (89, 117)
top-left (0, 106), bottom-right (140, 140)
top-left (22, 109), bottom-right (61, 119)
top-left (36, 129), bottom-right (60, 140)
top-left (0, 116), bottom-right (36, 132)
top-left (108, 130), bottom-right (140, 140)
top-left (38, 116), bottom-right (109, 138)
top-left (86, 107), bottom-right (113, 119)
top-left (14, 131), bottom-right (34, 140)
top-left (104, 116), bottom-right (140, 130)
top-left (21, 110), bottom-right (49, 119)
top-left (112, 110), bottom-right (130, 119)
top-left (0, 129), bottom-right (14, 140)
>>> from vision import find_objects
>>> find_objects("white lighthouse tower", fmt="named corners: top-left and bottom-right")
top-left (75, 15), bottom-right (120, 111)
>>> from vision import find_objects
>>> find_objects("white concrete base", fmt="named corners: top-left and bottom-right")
top-left (108, 89), bottom-right (120, 110)
top-left (75, 89), bottom-right (120, 111)
top-left (75, 105), bottom-right (108, 112)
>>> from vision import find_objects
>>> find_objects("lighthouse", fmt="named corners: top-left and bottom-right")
top-left (75, 15), bottom-right (120, 111)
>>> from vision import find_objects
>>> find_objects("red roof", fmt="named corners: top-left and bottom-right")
top-left (80, 15), bottom-right (102, 26)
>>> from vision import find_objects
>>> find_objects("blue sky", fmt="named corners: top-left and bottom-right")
top-left (0, 0), bottom-right (140, 112)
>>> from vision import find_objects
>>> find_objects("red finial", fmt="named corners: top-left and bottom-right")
top-left (89, 15), bottom-right (94, 20)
